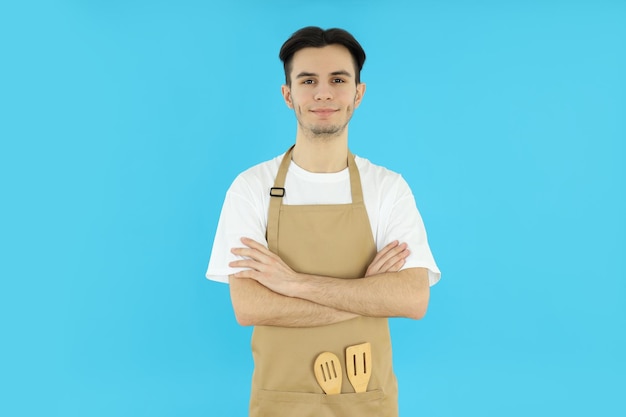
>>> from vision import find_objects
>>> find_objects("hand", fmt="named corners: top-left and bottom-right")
top-left (365, 241), bottom-right (410, 277)
top-left (229, 237), bottom-right (300, 297)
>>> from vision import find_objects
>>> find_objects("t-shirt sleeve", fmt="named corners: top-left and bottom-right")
top-left (383, 177), bottom-right (441, 286)
top-left (205, 176), bottom-right (268, 283)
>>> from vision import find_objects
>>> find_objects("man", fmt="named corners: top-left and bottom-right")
top-left (206, 26), bottom-right (440, 417)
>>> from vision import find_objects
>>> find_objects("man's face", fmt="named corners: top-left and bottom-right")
top-left (281, 44), bottom-right (366, 139)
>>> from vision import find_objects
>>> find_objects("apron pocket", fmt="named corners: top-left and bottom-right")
top-left (254, 389), bottom-right (384, 417)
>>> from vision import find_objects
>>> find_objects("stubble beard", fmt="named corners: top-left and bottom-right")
top-left (308, 123), bottom-right (347, 139)
top-left (297, 106), bottom-right (353, 141)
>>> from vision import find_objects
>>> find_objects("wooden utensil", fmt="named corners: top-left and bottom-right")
top-left (346, 342), bottom-right (372, 393)
top-left (314, 352), bottom-right (342, 395)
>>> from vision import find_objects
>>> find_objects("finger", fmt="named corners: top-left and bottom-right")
top-left (369, 241), bottom-right (399, 268)
top-left (380, 248), bottom-right (410, 271)
top-left (229, 258), bottom-right (253, 268)
top-left (240, 237), bottom-right (271, 253)
top-left (387, 258), bottom-right (406, 273)
top-left (366, 242), bottom-right (411, 276)
top-left (374, 242), bottom-right (407, 268)
top-left (231, 269), bottom-right (259, 280)
top-left (231, 247), bottom-right (272, 264)
top-left (234, 238), bottom-right (275, 259)
top-left (373, 241), bottom-right (399, 260)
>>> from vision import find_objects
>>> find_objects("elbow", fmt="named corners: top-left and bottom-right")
top-left (405, 271), bottom-right (430, 320)
top-left (228, 276), bottom-right (258, 326)
top-left (408, 299), bottom-right (429, 320)
top-left (231, 299), bottom-right (257, 327)
top-left (233, 310), bottom-right (255, 327)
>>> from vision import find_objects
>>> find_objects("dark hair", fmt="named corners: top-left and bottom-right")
top-left (279, 26), bottom-right (366, 86)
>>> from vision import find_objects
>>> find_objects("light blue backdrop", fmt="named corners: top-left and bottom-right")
top-left (1, 1), bottom-right (624, 416)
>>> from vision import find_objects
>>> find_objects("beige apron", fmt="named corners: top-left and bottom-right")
top-left (249, 146), bottom-right (399, 417)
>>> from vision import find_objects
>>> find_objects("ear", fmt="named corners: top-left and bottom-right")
top-left (281, 84), bottom-right (294, 109)
top-left (354, 83), bottom-right (366, 109)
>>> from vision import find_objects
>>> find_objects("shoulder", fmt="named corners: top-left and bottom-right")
top-left (229, 153), bottom-right (284, 195)
top-left (354, 155), bottom-right (410, 194)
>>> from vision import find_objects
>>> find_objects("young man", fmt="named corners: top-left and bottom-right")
top-left (207, 26), bottom-right (440, 417)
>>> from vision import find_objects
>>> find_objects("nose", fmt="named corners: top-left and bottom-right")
top-left (314, 84), bottom-right (333, 101)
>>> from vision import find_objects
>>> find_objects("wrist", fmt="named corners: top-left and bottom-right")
top-left (287, 272), bottom-right (315, 298)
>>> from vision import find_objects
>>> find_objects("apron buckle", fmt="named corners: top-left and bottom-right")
top-left (269, 187), bottom-right (285, 197)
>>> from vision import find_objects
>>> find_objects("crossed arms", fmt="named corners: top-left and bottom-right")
top-left (228, 238), bottom-right (430, 327)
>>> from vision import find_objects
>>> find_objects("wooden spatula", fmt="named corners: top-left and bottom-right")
top-left (314, 352), bottom-right (342, 395)
top-left (346, 342), bottom-right (372, 393)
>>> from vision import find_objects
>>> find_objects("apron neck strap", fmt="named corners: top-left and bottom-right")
top-left (266, 145), bottom-right (364, 251)
top-left (273, 145), bottom-right (363, 201)
top-left (347, 149), bottom-right (364, 204)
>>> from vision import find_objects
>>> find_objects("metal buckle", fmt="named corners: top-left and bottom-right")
top-left (269, 187), bottom-right (285, 197)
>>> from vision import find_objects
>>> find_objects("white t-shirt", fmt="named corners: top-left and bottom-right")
top-left (206, 152), bottom-right (441, 286)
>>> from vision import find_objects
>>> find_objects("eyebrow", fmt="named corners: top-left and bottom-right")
top-left (295, 70), bottom-right (354, 79)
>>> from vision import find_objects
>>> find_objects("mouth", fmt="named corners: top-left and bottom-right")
top-left (310, 108), bottom-right (339, 117)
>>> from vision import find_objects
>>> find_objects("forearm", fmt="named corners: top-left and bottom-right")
top-left (229, 238), bottom-right (428, 321)
top-left (228, 276), bottom-right (359, 327)
top-left (289, 268), bottom-right (430, 319)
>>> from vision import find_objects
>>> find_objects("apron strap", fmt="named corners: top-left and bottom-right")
top-left (267, 145), bottom-right (294, 252)
top-left (266, 145), bottom-right (364, 252)
top-left (347, 150), bottom-right (364, 205)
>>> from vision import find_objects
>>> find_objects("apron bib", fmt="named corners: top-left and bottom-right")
top-left (249, 146), bottom-right (399, 417)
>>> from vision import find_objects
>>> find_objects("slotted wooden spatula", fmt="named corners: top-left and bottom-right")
top-left (314, 352), bottom-right (342, 395)
top-left (346, 342), bottom-right (372, 393)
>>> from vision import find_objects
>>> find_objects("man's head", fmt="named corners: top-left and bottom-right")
top-left (279, 27), bottom-right (366, 87)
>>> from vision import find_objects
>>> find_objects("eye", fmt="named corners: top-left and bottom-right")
top-left (332, 78), bottom-right (346, 83)
top-left (302, 79), bottom-right (315, 85)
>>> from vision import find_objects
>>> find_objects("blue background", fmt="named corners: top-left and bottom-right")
top-left (1, 0), bottom-right (624, 416)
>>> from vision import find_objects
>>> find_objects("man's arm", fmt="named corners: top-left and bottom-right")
top-left (228, 276), bottom-right (358, 327)
top-left (285, 268), bottom-right (429, 319)
top-left (229, 238), bottom-right (428, 325)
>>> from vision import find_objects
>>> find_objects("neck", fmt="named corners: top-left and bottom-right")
top-left (292, 130), bottom-right (349, 173)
